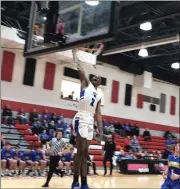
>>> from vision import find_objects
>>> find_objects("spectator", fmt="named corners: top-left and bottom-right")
top-left (143, 128), bottom-right (151, 141)
top-left (123, 122), bottom-right (132, 136)
top-left (39, 129), bottom-right (49, 145)
top-left (17, 108), bottom-right (27, 125)
top-left (164, 131), bottom-right (177, 140)
top-left (114, 121), bottom-right (124, 136)
top-left (51, 112), bottom-right (58, 124)
top-left (125, 150), bottom-right (136, 160)
top-left (48, 120), bottom-right (55, 134)
top-left (55, 120), bottom-right (64, 132)
top-left (42, 120), bottom-right (49, 131)
top-left (132, 124), bottom-right (140, 137)
top-left (157, 151), bottom-right (162, 160)
top-left (30, 108), bottom-right (39, 125)
top-left (68, 91), bottom-right (75, 100)
top-left (162, 147), bottom-right (173, 159)
top-left (41, 110), bottom-right (51, 123)
top-left (131, 135), bottom-right (141, 153)
top-left (2, 104), bottom-right (13, 124)
top-left (124, 136), bottom-right (131, 152)
top-left (165, 136), bottom-right (176, 148)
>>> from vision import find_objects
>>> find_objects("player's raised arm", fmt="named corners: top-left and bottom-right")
top-left (72, 49), bottom-right (89, 88)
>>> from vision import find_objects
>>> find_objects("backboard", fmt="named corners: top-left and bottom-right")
top-left (24, 1), bottom-right (119, 58)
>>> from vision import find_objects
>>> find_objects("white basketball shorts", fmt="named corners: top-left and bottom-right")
top-left (72, 112), bottom-right (94, 140)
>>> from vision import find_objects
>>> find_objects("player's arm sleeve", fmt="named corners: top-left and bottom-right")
top-left (72, 49), bottom-right (89, 87)
top-left (96, 100), bottom-right (102, 129)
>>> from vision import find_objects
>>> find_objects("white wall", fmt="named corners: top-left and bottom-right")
top-left (1, 49), bottom-right (179, 127)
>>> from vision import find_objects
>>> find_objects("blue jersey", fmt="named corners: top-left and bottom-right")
top-left (16, 151), bottom-right (24, 160)
top-left (23, 151), bottom-right (35, 161)
top-left (1, 148), bottom-right (15, 159)
top-left (34, 151), bottom-right (43, 161)
top-left (167, 155), bottom-right (180, 179)
top-left (63, 152), bottom-right (73, 162)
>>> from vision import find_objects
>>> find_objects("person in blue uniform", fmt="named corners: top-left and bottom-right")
top-left (161, 143), bottom-right (180, 189)
top-left (14, 147), bottom-right (26, 176)
top-left (34, 146), bottom-right (47, 176)
top-left (23, 146), bottom-right (35, 176)
top-left (63, 148), bottom-right (74, 175)
top-left (1, 142), bottom-right (17, 176)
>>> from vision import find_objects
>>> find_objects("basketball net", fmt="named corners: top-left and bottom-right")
top-left (74, 42), bottom-right (104, 65)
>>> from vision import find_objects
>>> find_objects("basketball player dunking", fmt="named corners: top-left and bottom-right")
top-left (71, 48), bottom-right (103, 189)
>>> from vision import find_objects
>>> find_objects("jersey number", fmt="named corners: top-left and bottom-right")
top-left (90, 92), bottom-right (97, 107)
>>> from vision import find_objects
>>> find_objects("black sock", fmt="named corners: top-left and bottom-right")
top-left (81, 176), bottom-right (87, 185)
top-left (73, 176), bottom-right (79, 183)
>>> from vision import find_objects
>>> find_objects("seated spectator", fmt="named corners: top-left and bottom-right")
top-left (125, 150), bottom-right (136, 159)
top-left (157, 151), bottom-right (162, 160)
top-left (48, 120), bottom-right (55, 134)
top-left (132, 124), bottom-right (140, 137)
top-left (165, 136), bottom-right (176, 148)
top-left (123, 122), bottom-right (132, 136)
top-left (114, 121), bottom-right (124, 136)
top-left (143, 128), bottom-right (151, 141)
top-left (17, 108), bottom-right (27, 125)
top-left (162, 147), bottom-right (173, 159)
top-left (2, 104), bottom-right (13, 124)
top-left (124, 136), bottom-right (132, 152)
top-left (131, 135), bottom-right (141, 153)
top-left (30, 108), bottom-right (39, 125)
top-left (51, 112), bottom-right (59, 124)
top-left (87, 155), bottom-right (98, 175)
top-left (164, 131), bottom-right (177, 140)
top-left (39, 129), bottom-right (49, 145)
top-left (1, 142), bottom-right (17, 177)
top-left (55, 120), bottom-right (67, 136)
top-left (41, 110), bottom-right (51, 123)
top-left (42, 120), bottom-right (49, 131)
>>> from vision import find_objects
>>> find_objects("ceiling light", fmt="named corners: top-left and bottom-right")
top-left (140, 22), bottom-right (152, 31)
top-left (171, 62), bottom-right (180, 69)
top-left (138, 48), bottom-right (148, 57)
top-left (43, 17), bottom-right (47, 20)
top-left (85, 1), bottom-right (99, 6)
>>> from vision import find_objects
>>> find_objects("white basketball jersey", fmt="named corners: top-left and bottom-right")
top-left (78, 82), bottom-right (101, 114)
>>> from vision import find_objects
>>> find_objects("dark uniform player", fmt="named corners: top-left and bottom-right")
top-left (87, 155), bottom-right (97, 175)
top-left (161, 143), bottom-right (180, 189)
top-left (103, 135), bottom-right (116, 176)
top-left (1, 142), bottom-right (17, 176)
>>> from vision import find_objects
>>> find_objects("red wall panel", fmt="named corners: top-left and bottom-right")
top-left (111, 80), bottom-right (119, 103)
top-left (1, 51), bottom-right (15, 82)
top-left (43, 62), bottom-right (56, 90)
top-left (137, 94), bottom-right (143, 108)
top-left (170, 96), bottom-right (176, 115)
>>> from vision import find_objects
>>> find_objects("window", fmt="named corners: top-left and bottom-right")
top-left (61, 79), bottom-right (105, 106)
top-left (61, 80), bottom-right (80, 101)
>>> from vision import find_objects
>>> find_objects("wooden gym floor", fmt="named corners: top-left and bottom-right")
top-left (2, 172), bottom-right (164, 188)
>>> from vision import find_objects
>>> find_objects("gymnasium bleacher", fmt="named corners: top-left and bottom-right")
top-left (1, 116), bottom-right (167, 168)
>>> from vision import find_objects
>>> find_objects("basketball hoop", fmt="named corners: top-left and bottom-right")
top-left (73, 42), bottom-right (104, 65)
